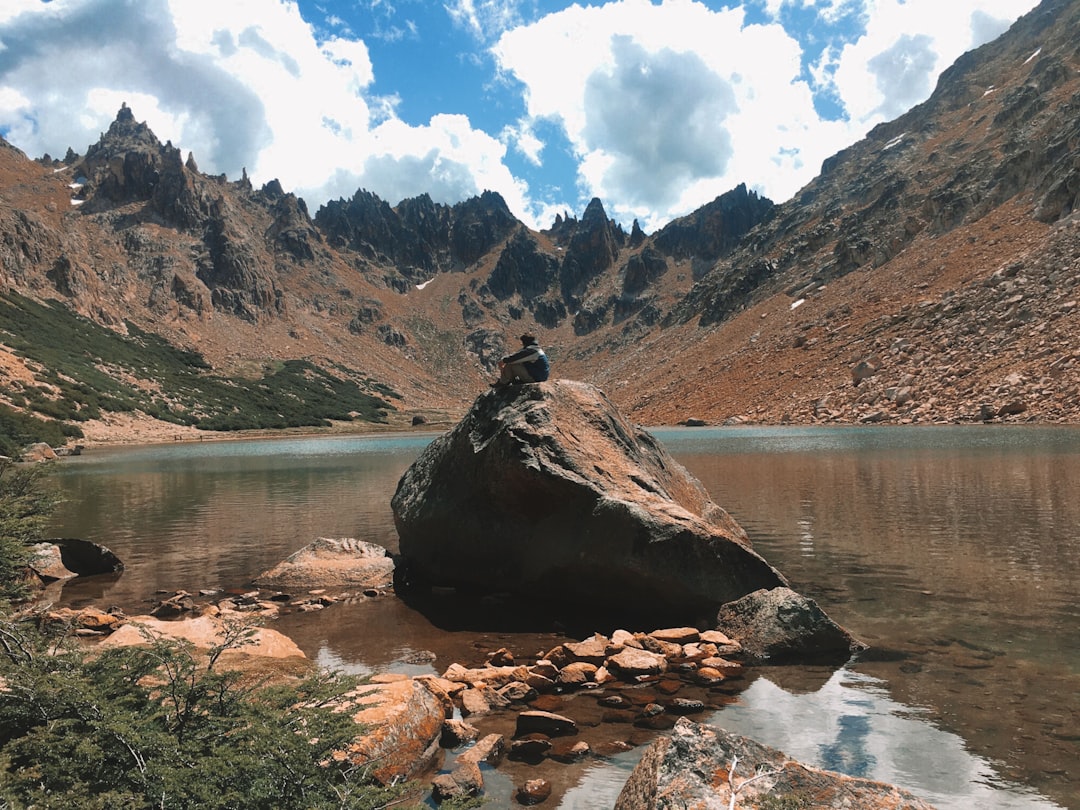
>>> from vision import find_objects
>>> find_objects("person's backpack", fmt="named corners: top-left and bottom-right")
top-left (529, 351), bottom-right (550, 382)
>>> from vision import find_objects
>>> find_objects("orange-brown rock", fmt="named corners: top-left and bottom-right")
top-left (100, 614), bottom-right (305, 660)
top-left (253, 537), bottom-right (394, 590)
top-left (340, 678), bottom-right (447, 785)
top-left (45, 606), bottom-right (124, 634)
top-left (607, 647), bottom-right (668, 678)
top-left (27, 543), bottom-right (75, 581)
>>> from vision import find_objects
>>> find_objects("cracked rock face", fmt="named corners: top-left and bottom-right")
top-left (615, 718), bottom-right (938, 810)
top-left (391, 380), bottom-right (787, 625)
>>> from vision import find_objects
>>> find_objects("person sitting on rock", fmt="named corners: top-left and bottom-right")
top-left (491, 333), bottom-right (550, 387)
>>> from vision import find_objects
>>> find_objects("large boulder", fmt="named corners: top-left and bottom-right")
top-left (391, 380), bottom-right (786, 625)
top-left (616, 718), bottom-right (937, 810)
top-left (716, 587), bottom-right (866, 664)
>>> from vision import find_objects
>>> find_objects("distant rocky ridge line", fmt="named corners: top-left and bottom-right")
top-left (29, 102), bottom-right (773, 330)
top-left (673, 0), bottom-right (1080, 329)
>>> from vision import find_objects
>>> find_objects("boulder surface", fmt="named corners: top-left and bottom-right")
top-left (616, 718), bottom-right (937, 809)
top-left (391, 380), bottom-right (786, 624)
top-left (253, 537), bottom-right (394, 590)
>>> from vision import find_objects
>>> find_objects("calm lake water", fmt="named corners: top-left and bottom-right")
top-left (48, 426), bottom-right (1080, 810)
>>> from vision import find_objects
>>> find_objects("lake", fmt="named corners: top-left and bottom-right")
top-left (48, 426), bottom-right (1080, 809)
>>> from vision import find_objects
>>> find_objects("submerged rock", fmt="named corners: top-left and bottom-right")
top-left (391, 380), bottom-right (786, 625)
top-left (716, 586), bottom-right (866, 664)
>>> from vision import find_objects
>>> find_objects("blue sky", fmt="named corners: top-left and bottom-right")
top-left (0, 0), bottom-right (1040, 230)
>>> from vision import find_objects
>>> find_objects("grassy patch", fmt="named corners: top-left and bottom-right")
top-left (0, 404), bottom-right (83, 458)
top-left (0, 293), bottom-right (396, 442)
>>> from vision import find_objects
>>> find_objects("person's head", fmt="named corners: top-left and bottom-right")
top-left (520, 333), bottom-right (537, 346)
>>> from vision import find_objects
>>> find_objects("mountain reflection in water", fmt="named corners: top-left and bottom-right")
top-left (49, 426), bottom-right (1080, 810)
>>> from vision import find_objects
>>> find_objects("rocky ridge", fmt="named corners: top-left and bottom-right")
top-left (0, 0), bottom-right (1078, 445)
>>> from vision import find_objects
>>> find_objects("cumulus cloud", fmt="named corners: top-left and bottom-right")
top-left (0, 0), bottom-right (526, 221)
top-left (0, 0), bottom-right (1044, 233)
top-left (0, 0), bottom-right (270, 171)
top-left (865, 33), bottom-right (937, 119)
top-left (493, 1), bottom-right (834, 228)
top-left (826, 0), bottom-right (1038, 125)
top-left (582, 37), bottom-right (735, 211)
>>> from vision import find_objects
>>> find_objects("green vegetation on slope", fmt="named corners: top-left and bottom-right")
top-left (0, 403), bottom-right (83, 459)
top-left (0, 292), bottom-right (399, 449)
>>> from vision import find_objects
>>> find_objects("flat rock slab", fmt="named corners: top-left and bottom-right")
top-left (254, 537), bottom-right (395, 590)
top-left (99, 614), bottom-right (306, 660)
top-left (515, 710), bottom-right (578, 738)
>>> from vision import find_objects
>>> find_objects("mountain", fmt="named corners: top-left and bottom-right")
top-left (0, 0), bottom-right (1078, 450)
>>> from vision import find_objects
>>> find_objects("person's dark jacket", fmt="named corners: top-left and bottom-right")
top-left (501, 340), bottom-right (550, 381)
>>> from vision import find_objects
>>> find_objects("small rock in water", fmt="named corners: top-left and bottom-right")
top-left (517, 778), bottom-right (553, 805)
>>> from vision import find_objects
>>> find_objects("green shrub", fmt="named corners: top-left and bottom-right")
top-left (0, 461), bottom-right (58, 605)
top-left (0, 619), bottom-right (417, 809)
top-left (0, 293), bottom-right (398, 434)
top-left (0, 404), bottom-right (82, 459)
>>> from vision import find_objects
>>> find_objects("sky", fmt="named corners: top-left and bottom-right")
top-left (0, 0), bottom-right (1041, 232)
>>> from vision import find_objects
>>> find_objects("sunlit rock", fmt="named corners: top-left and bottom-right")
top-left (392, 380), bottom-right (787, 625)
top-left (616, 718), bottom-right (938, 810)
top-left (254, 537), bottom-right (394, 590)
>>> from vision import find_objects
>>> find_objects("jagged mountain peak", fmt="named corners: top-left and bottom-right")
top-left (83, 103), bottom-right (164, 162)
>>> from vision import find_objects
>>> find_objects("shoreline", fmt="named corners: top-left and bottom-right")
top-left (67, 413), bottom-right (1080, 454)
top-left (68, 411), bottom-right (460, 451)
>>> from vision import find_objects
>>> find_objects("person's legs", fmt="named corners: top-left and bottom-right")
top-left (496, 362), bottom-right (535, 384)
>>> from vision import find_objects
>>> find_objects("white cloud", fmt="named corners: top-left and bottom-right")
top-left (493, 0), bottom-right (1040, 228)
top-left (0, 0), bottom-right (527, 221)
top-left (0, 0), bottom-right (1045, 235)
top-left (493, 0), bottom-right (842, 228)
top-left (827, 0), bottom-right (1039, 125)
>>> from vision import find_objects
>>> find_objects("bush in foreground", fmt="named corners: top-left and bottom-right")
top-left (0, 619), bottom-right (416, 809)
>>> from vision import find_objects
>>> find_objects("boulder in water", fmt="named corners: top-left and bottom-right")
top-left (391, 380), bottom-right (787, 625)
top-left (716, 586), bottom-right (866, 664)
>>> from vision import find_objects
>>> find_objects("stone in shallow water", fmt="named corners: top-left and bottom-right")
top-left (254, 537), bottom-right (394, 590)
top-left (616, 718), bottom-right (938, 810)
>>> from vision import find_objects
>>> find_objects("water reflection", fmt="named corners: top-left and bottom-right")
top-left (47, 426), bottom-right (1080, 809)
top-left (716, 669), bottom-right (1065, 809)
top-left (52, 436), bottom-right (424, 607)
